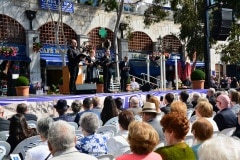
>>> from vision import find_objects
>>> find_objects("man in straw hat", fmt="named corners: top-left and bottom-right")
top-left (140, 102), bottom-right (165, 143)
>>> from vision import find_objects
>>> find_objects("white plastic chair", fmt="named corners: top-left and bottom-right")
top-left (154, 142), bottom-right (165, 150)
top-left (68, 122), bottom-right (78, 130)
top-left (0, 141), bottom-right (11, 159)
top-left (27, 120), bottom-right (37, 128)
top-left (134, 115), bottom-right (142, 121)
top-left (104, 116), bottom-right (119, 131)
top-left (184, 134), bottom-right (194, 147)
top-left (96, 125), bottom-right (118, 139)
top-left (75, 130), bottom-right (84, 139)
top-left (0, 131), bottom-right (9, 141)
top-left (187, 108), bottom-right (194, 119)
top-left (97, 154), bottom-right (115, 160)
top-left (11, 135), bottom-right (41, 158)
top-left (189, 115), bottom-right (197, 123)
top-left (220, 127), bottom-right (236, 136)
top-left (0, 146), bottom-right (6, 160)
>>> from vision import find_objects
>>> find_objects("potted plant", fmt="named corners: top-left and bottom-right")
top-left (126, 76), bottom-right (131, 91)
top-left (96, 76), bottom-right (104, 93)
top-left (58, 77), bottom-right (63, 94)
top-left (190, 69), bottom-right (205, 89)
top-left (15, 75), bottom-right (30, 96)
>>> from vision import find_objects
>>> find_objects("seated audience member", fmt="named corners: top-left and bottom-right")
top-left (0, 106), bottom-right (10, 131)
top-left (191, 92), bottom-right (201, 108)
top-left (101, 96), bottom-right (119, 125)
top-left (228, 90), bottom-right (240, 115)
top-left (191, 118), bottom-right (213, 160)
top-left (206, 88), bottom-right (218, 112)
top-left (130, 77), bottom-right (140, 91)
top-left (116, 121), bottom-right (162, 160)
top-left (179, 91), bottom-right (193, 109)
top-left (53, 99), bottom-right (74, 122)
top-left (67, 100), bottom-right (82, 120)
top-left (25, 116), bottom-right (54, 160)
top-left (16, 103), bottom-right (37, 121)
top-left (127, 96), bottom-right (141, 115)
top-left (148, 96), bottom-right (161, 113)
top-left (213, 94), bottom-right (238, 131)
top-left (146, 94), bottom-right (153, 102)
top-left (7, 114), bottom-right (37, 153)
top-left (232, 111), bottom-right (240, 138)
top-left (48, 120), bottom-right (97, 160)
top-left (76, 112), bottom-right (107, 157)
top-left (107, 110), bottom-right (135, 157)
top-left (75, 98), bottom-right (98, 124)
top-left (195, 101), bottom-right (219, 131)
top-left (155, 112), bottom-right (195, 160)
top-left (141, 102), bottom-right (165, 143)
top-left (198, 135), bottom-right (240, 160)
top-left (161, 93), bottom-right (174, 114)
top-left (92, 96), bottom-right (102, 115)
top-left (170, 101), bottom-right (187, 116)
top-left (115, 97), bottom-right (124, 112)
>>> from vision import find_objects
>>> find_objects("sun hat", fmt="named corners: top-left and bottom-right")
top-left (140, 102), bottom-right (158, 113)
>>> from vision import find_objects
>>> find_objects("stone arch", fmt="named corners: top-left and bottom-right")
top-left (38, 22), bottom-right (77, 45)
top-left (162, 35), bottom-right (182, 53)
top-left (128, 31), bottom-right (153, 52)
top-left (0, 14), bottom-right (26, 44)
top-left (87, 27), bottom-right (114, 50)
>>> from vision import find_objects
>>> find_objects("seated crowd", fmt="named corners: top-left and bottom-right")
top-left (1, 88), bottom-right (240, 160)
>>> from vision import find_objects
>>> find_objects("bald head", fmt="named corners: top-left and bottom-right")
top-left (130, 96), bottom-right (139, 108)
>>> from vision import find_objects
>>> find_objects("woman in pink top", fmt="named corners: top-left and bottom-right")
top-left (116, 121), bottom-right (162, 160)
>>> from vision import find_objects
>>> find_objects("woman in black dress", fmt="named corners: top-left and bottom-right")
top-left (85, 49), bottom-right (99, 83)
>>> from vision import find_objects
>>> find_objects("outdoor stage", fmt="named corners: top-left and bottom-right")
top-left (0, 89), bottom-right (207, 118)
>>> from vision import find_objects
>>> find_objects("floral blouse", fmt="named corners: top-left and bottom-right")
top-left (76, 133), bottom-right (108, 157)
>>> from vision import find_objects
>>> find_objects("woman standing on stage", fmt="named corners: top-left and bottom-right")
top-left (85, 49), bottom-right (99, 83)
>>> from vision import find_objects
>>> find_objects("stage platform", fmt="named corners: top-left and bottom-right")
top-left (0, 89), bottom-right (207, 118)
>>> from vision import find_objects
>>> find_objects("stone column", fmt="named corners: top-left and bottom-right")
top-left (26, 30), bottom-right (41, 85)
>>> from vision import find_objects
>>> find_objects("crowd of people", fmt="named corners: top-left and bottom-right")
top-left (1, 87), bottom-right (240, 159)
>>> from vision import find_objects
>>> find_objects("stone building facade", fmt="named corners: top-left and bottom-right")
top-left (0, 0), bottom-right (183, 88)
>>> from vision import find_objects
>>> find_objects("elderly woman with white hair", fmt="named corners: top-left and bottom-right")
top-left (25, 117), bottom-right (53, 160)
top-left (76, 112), bottom-right (107, 157)
top-left (213, 94), bottom-right (238, 131)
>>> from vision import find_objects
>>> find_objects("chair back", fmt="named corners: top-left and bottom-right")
top-left (0, 146), bottom-right (6, 160)
top-left (68, 122), bottom-right (78, 130)
top-left (27, 120), bottom-right (37, 128)
top-left (75, 130), bottom-right (84, 140)
top-left (187, 108), bottom-right (194, 119)
top-left (184, 134), bottom-right (194, 147)
top-left (97, 154), bottom-right (114, 160)
top-left (104, 117), bottom-right (119, 132)
top-left (11, 135), bottom-right (41, 158)
top-left (0, 131), bottom-right (9, 141)
top-left (96, 125), bottom-right (117, 139)
top-left (0, 141), bottom-right (11, 156)
top-left (220, 127), bottom-right (236, 136)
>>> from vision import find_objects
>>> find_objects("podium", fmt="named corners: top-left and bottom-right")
top-left (62, 65), bottom-right (83, 94)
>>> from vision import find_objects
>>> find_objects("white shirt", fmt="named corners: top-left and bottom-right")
top-left (107, 130), bottom-right (129, 158)
top-left (25, 141), bottom-right (51, 160)
top-left (130, 81), bottom-right (139, 90)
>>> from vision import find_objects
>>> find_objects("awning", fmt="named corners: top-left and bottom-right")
top-left (0, 55), bottom-right (31, 62)
top-left (40, 55), bottom-right (68, 67)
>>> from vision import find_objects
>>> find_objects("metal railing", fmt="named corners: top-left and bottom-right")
top-left (140, 73), bottom-right (160, 89)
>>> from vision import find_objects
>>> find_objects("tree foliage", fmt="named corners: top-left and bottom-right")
top-left (143, 0), bottom-right (240, 62)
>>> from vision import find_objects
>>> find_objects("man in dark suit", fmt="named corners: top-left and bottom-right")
top-left (214, 94), bottom-right (238, 131)
top-left (67, 39), bottom-right (86, 94)
top-left (119, 56), bottom-right (130, 92)
top-left (100, 49), bottom-right (115, 93)
top-left (0, 106), bottom-right (10, 131)
top-left (16, 103), bottom-right (37, 121)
